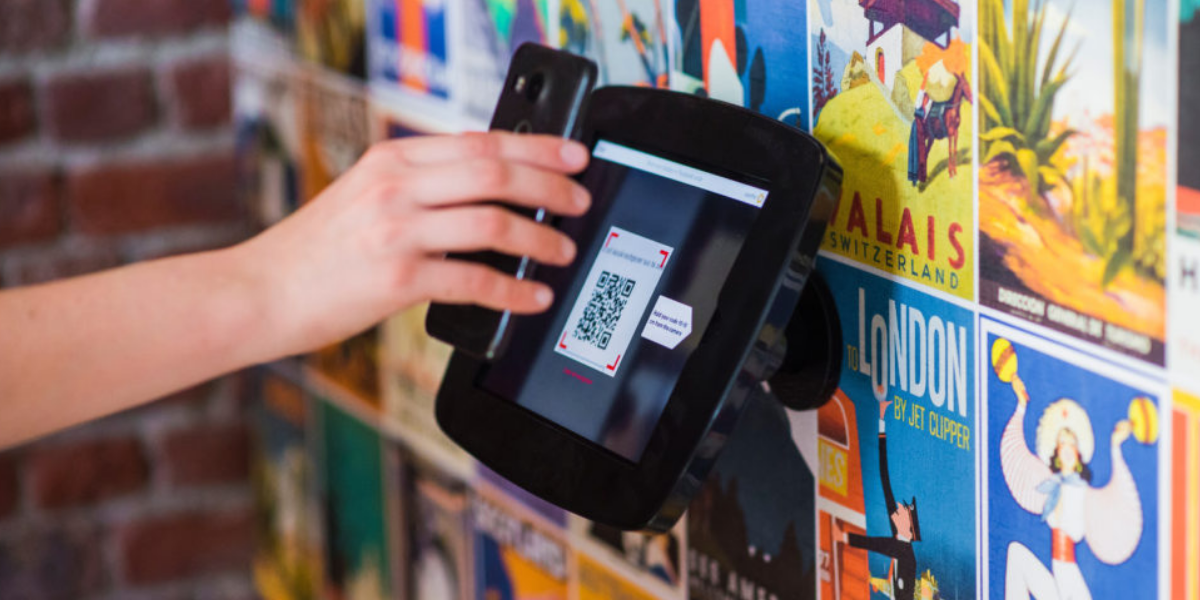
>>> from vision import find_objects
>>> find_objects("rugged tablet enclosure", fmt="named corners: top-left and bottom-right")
top-left (434, 83), bottom-right (843, 532)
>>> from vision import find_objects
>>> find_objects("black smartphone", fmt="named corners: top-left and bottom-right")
top-left (425, 43), bottom-right (598, 360)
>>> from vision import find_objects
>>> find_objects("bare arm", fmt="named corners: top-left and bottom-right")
top-left (0, 132), bottom-right (590, 448)
top-left (0, 248), bottom-right (273, 446)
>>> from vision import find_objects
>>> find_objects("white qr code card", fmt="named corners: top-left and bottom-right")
top-left (554, 226), bottom-right (674, 376)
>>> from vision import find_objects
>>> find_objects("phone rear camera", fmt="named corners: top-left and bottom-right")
top-left (514, 120), bottom-right (533, 134)
top-left (525, 72), bottom-right (545, 102)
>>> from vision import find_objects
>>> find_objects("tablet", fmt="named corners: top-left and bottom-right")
top-left (436, 87), bottom-right (841, 531)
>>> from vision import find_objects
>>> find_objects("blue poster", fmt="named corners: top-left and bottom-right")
top-left (671, 0), bottom-right (810, 128)
top-left (818, 257), bottom-right (976, 600)
top-left (981, 319), bottom-right (1160, 599)
top-left (687, 379), bottom-right (817, 599)
top-left (368, 0), bottom-right (450, 99)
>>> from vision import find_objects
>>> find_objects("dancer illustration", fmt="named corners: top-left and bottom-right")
top-left (997, 370), bottom-right (1144, 599)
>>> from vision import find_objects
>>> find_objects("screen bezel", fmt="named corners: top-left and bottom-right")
top-left (436, 86), bottom-right (833, 529)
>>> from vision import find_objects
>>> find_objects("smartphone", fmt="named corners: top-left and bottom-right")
top-left (425, 43), bottom-right (598, 360)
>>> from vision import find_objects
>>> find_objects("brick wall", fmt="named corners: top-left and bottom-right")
top-left (0, 1), bottom-right (258, 597)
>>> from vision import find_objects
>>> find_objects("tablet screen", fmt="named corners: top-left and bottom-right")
top-left (480, 140), bottom-right (768, 461)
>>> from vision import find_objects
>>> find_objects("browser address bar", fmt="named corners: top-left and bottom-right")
top-left (592, 140), bottom-right (769, 208)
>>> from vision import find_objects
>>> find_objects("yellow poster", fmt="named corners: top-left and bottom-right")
top-left (811, 0), bottom-right (974, 299)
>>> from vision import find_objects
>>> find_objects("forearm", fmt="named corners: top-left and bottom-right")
top-left (0, 245), bottom-right (276, 448)
top-left (0, 132), bottom-right (591, 448)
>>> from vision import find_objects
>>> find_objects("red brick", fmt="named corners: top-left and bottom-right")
top-left (1, 242), bottom-right (121, 287)
top-left (168, 55), bottom-right (231, 130)
top-left (0, 523), bottom-right (106, 598)
top-left (162, 422), bottom-right (248, 487)
top-left (45, 69), bottom-right (156, 143)
top-left (0, 453), bottom-right (18, 519)
top-left (120, 508), bottom-right (253, 585)
top-left (66, 153), bottom-right (242, 235)
top-left (29, 437), bottom-right (149, 509)
top-left (0, 169), bottom-right (61, 248)
top-left (0, 78), bottom-right (37, 143)
top-left (83, 0), bottom-right (231, 39)
top-left (0, 0), bottom-right (70, 53)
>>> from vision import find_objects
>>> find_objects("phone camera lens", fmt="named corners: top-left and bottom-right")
top-left (525, 72), bottom-right (545, 102)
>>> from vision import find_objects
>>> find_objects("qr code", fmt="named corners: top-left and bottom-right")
top-left (572, 270), bottom-right (636, 350)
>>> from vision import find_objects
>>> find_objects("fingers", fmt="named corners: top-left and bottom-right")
top-left (414, 206), bottom-right (576, 266)
top-left (379, 132), bottom-right (590, 173)
top-left (1012, 377), bottom-right (1027, 402)
top-left (419, 261), bottom-right (554, 314)
top-left (398, 159), bottom-right (591, 215)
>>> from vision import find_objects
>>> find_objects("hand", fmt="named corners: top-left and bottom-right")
top-left (236, 132), bottom-right (591, 357)
top-left (1112, 420), bottom-right (1132, 445)
top-left (879, 399), bottom-right (893, 421)
top-left (1012, 376), bottom-right (1029, 407)
top-left (831, 519), bottom-right (847, 544)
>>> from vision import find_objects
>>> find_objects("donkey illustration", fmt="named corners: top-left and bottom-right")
top-left (908, 68), bottom-right (973, 186)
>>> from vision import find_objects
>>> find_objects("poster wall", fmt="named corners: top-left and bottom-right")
top-left (234, 0), bottom-right (1200, 597)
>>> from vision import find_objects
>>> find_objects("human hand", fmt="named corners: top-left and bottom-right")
top-left (1112, 420), bottom-right (1132, 445)
top-left (1012, 376), bottom-right (1029, 407)
top-left (236, 132), bottom-right (591, 357)
top-left (831, 519), bottom-right (847, 544)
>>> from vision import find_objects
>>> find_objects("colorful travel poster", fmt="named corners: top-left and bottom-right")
top-left (310, 325), bottom-right (382, 410)
top-left (1171, 1), bottom-right (1200, 388)
top-left (317, 398), bottom-right (391, 600)
top-left (233, 58), bottom-right (304, 227)
top-left (478, 466), bottom-right (568, 528)
top-left (577, 555), bottom-right (659, 600)
top-left (367, 0), bottom-right (451, 98)
top-left (234, 0), bottom-right (296, 32)
top-left (559, 0), bottom-right (673, 87)
top-left (978, 0), bottom-right (1170, 364)
top-left (298, 70), bottom-right (370, 204)
top-left (568, 515), bottom-right (685, 598)
top-left (1172, 390), bottom-right (1200, 600)
top-left (473, 486), bottom-right (571, 600)
top-left (232, 0), bottom-right (296, 55)
top-left (380, 305), bottom-right (471, 479)
top-left (460, 0), bottom-right (550, 121)
top-left (399, 458), bottom-right (475, 600)
top-left (297, 0), bottom-right (366, 77)
top-left (1181, 0), bottom-right (1200, 238)
top-left (670, 0), bottom-right (809, 127)
top-left (981, 318), bottom-right (1161, 599)
top-left (251, 370), bottom-right (323, 600)
top-left (810, 0), bottom-right (975, 299)
top-left (687, 388), bottom-right (818, 600)
top-left (817, 257), bottom-right (977, 600)
top-left (298, 72), bottom-right (377, 410)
